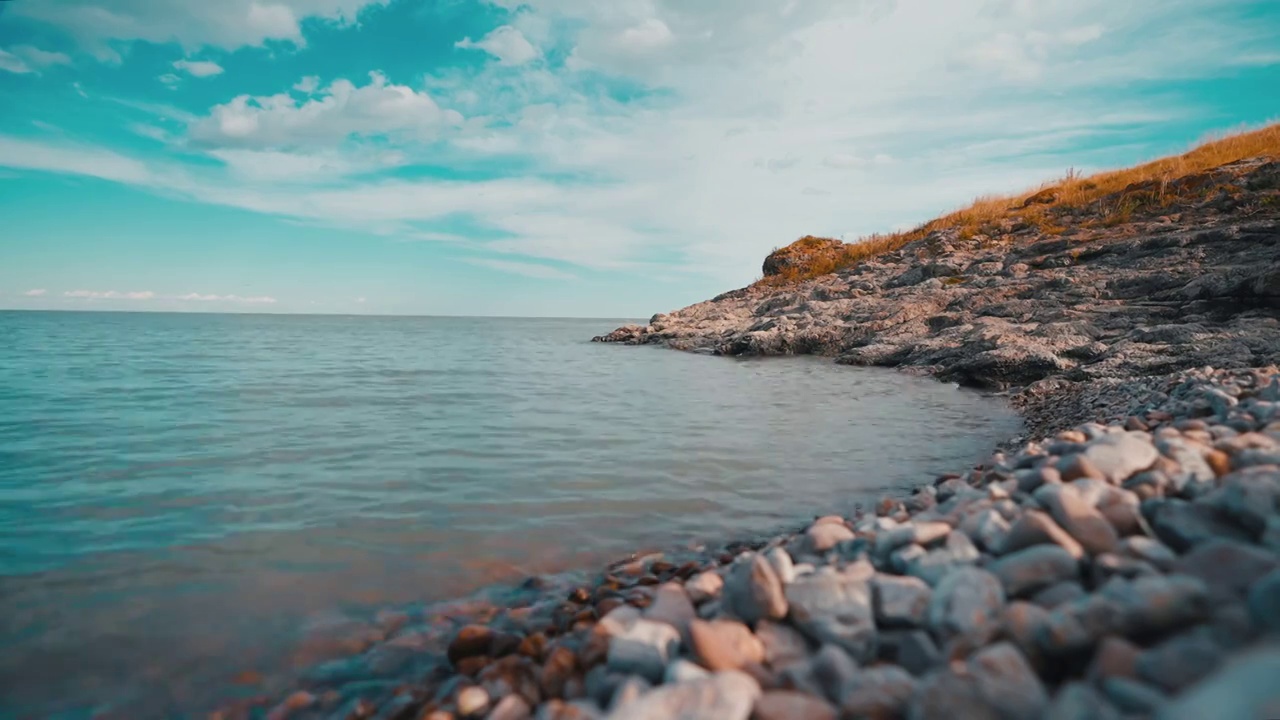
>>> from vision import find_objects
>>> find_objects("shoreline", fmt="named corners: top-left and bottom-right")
top-left (208, 359), bottom-right (1280, 720)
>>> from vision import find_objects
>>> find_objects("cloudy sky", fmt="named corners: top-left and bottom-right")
top-left (0, 0), bottom-right (1277, 316)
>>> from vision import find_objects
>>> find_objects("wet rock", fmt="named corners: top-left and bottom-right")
top-left (1171, 538), bottom-right (1279, 602)
top-left (909, 642), bottom-right (1048, 720)
top-left (688, 619), bottom-right (764, 671)
top-left (871, 574), bottom-right (932, 628)
top-left (1156, 644), bottom-right (1280, 720)
top-left (541, 646), bottom-right (579, 699)
top-left (750, 690), bottom-right (838, 720)
top-left (926, 566), bottom-right (1006, 644)
top-left (1249, 569), bottom-right (1280, 634)
top-left (685, 572), bottom-right (723, 605)
top-left (1102, 574), bottom-right (1211, 637)
top-left (605, 619), bottom-right (679, 682)
top-left (988, 545), bottom-right (1079, 598)
top-left (999, 511), bottom-right (1085, 559)
top-left (784, 571), bottom-right (877, 662)
top-left (606, 670), bottom-right (760, 720)
top-left (448, 625), bottom-right (495, 666)
top-left (1045, 682), bottom-right (1121, 720)
top-left (1035, 484), bottom-right (1119, 556)
top-left (1136, 628), bottom-right (1225, 693)
top-left (645, 583), bottom-right (695, 639)
top-left (724, 554), bottom-right (789, 625)
top-left (839, 665), bottom-right (918, 719)
top-left (1081, 433), bottom-right (1159, 484)
top-left (755, 620), bottom-right (810, 667)
top-left (1100, 678), bottom-right (1166, 716)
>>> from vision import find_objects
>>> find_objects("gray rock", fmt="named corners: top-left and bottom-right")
top-left (1100, 678), bottom-right (1167, 716)
top-left (1147, 499), bottom-right (1253, 552)
top-left (607, 676), bottom-right (651, 712)
top-left (810, 644), bottom-right (860, 704)
top-left (785, 571), bottom-right (877, 662)
top-left (1102, 574), bottom-right (1211, 636)
top-left (1155, 644), bottom-right (1280, 720)
top-left (606, 618), bottom-right (680, 682)
top-left (909, 642), bottom-right (1048, 720)
top-left (890, 544), bottom-right (927, 574)
top-left (1170, 538), bottom-right (1279, 602)
top-left (1082, 433), bottom-right (1159, 484)
top-left (724, 553), bottom-right (788, 625)
top-left (750, 690), bottom-right (838, 720)
top-left (664, 659), bottom-right (711, 684)
top-left (891, 630), bottom-right (943, 676)
top-left (606, 670), bottom-right (759, 720)
top-left (906, 532), bottom-right (981, 586)
top-left (646, 583), bottom-right (696, 639)
top-left (1117, 536), bottom-right (1177, 571)
top-left (765, 547), bottom-right (796, 584)
top-left (1030, 581), bottom-right (1086, 609)
top-left (926, 566), bottom-right (1006, 644)
top-left (1203, 466), bottom-right (1280, 536)
top-left (1248, 569), bottom-right (1280, 634)
top-left (999, 511), bottom-right (1085, 559)
top-left (972, 509), bottom-right (1012, 552)
top-left (755, 619), bottom-right (811, 667)
top-left (1156, 436), bottom-right (1217, 492)
top-left (871, 574), bottom-right (932, 628)
top-left (989, 545), bottom-right (1079, 597)
top-left (1046, 682), bottom-right (1121, 720)
top-left (1035, 484), bottom-right (1119, 556)
top-left (1000, 601), bottom-right (1051, 663)
top-left (840, 665), bottom-right (918, 718)
top-left (490, 695), bottom-right (533, 720)
top-left (1136, 628), bottom-right (1225, 693)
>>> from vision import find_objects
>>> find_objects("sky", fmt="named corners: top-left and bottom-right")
top-left (0, 0), bottom-right (1277, 317)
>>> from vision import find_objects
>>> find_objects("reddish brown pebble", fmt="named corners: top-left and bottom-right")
top-left (1206, 449), bottom-right (1231, 477)
top-left (448, 625), bottom-right (494, 665)
top-left (751, 690), bottom-right (838, 720)
top-left (455, 656), bottom-right (491, 676)
top-left (518, 632), bottom-right (547, 660)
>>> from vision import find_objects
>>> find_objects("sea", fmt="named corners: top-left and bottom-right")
top-left (0, 310), bottom-right (1022, 717)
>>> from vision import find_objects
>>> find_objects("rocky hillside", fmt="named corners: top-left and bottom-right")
top-left (595, 157), bottom-right (1280, 393)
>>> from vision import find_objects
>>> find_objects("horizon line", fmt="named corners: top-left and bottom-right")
top-left (0, 306), bottom-right (645, 322)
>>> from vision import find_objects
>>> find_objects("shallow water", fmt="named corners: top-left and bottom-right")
top-left (0, 311), bottom-right (1021, 717)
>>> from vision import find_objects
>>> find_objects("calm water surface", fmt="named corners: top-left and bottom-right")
top-left (0, 311), bottom-right (1021, 717)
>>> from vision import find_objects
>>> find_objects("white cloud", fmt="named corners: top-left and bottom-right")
top-left (175, 293), bottom-right (277, 303)
top-left (207, 147), bottom-right (402, 182)
top-left (293, 75), bottom-right (321, 94)
top-left (72, 82), bottom-right (88, 98)
top-left (0, 50), bottom-right (32, 75)
top-left (173, 59), bottom-right (224, 78)
top-left (456, 26), bottom-right (539, 66)
top-left (189, 71), bottom-right (463, 149)
top-left (467, 258), bottom-right (577, 281)
top-left (23, 289), bottom-right (48, 297)
top-left (0, 136), bottom-right (155, 185)
top-left (158, 73), bottom-right (182, 86)
top-left (8, 0), bottom-right (390, 57)
top-left (65, 290), bottom-right (156, 300)
top-left (10, 45), bottom-right (73, 68)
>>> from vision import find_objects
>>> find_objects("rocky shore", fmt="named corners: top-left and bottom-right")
top-left (222, 157), bottom-right (1280, 720)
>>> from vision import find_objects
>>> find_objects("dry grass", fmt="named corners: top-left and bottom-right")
top-left (760, 122), bottom-right (1280, 286)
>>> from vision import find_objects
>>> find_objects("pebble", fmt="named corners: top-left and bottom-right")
top-left (490, 695), bottom-right (533, 720)
top-left (1136, 628), bottom-right (1224, 692)
top-left (806, 522), bottom-right (855, 553)
top-left (754, 620), bottom-right (810, 667)
top-left (1100, 677), bottom-right (1166, 715)
top-left (838, 665), bottom-right (917, 718)
top-left (1087, 635), bottom-right (1140, 683)
top-left (645, 583), bottom-right (695, 638)
top-left (688, 619), bottom-right (764, 671)
top-left (1035, 484), bottom-right (1120, 556)
top-left (456, 686), bottom-right (490, 717)
top-left (1171, 538), bottom-right (1279, 602)
top-left (910, 642), bottom-right (1048, 720)
top-left (1248, 568), bottom-right (1280, 633)
top-left (663, 659), bottom-right (711, 684)
top-left (1030, 581), bottom-right (1086, 609)
top-left (606, 671), bottom-right (760, 720)
top-left (685, 572), bottom-right (723, 604)
top-left (1000, 510), bottom-right (1086, 559)
top-left (1082, 433), bottom-right (1159, 484)
top-left (888, 630), bottom-right (942, 676)
top-left (1147, 499), bottom-right (1253, 552)
top-left (1116, 536), bottom-right (1177, 571)
top-left (765, 547), bottom-right (796, 584)
top-left (925, 566), bottom-right (1005, 644)
top-left (870, 573), bottom-right (932, 628)
top-left (784, 572), bottom-right (877, 662)
top-left (605, 619), bottom-right (680, 682)
top-left (724, 553), bottom-right (789, 624)
top-left (1045, 682), bottom-right (1121, 720)
top-left (750, 690), bottom-right (838, 720)
top-left (988, 545), bottom-right (1079, 597)
top-left (1155, 644), bottom-right (1280, 720)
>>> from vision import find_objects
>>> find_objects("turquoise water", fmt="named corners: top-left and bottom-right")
top-left (0, 311), bottom-right (1021, 717)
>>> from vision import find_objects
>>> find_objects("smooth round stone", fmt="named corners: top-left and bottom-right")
top-left (1082, 432), bottom-right (1159, 484)
top-left (807, 522), bottom-right (855, 553)
top-left (1045, 682), bottom-right (1121, 720)
top-left (1171, 539), bottom-right (1279, 602)
top-left (689, 619), bottom-right (765, 671)
top-left (1157, 644), bottom-right (1280, 720)
top-left (606, 618), bottom-right (680, 682)
top-left (926, 566), bottom-right (1005, 644)
top-left (607, 670), bottom-right (760, 720)
top-left (1136, 628), bottom-right (1225, 693)
top-left (755, 620), bottom-right (810, 667)
top-left (840, 665), bottom-right (917, 719)
top-left (646, 583), bottom-right (696, 638)
top-left (456, 686), bottom-right (490, 717)
top-left (785, 572), bottom-right (877, 662)
top-left (1000, 510), bottom-right (1086, 559)
top-left (685, 571), bottom-right (724, 604)
top-left (488, 695), bottom-right (532, 720)
top-left (1248, 569), bottom-right (1280, 633)
top-left (724, 553), bottom-right (789, 625)
top-left (871, 574), bottom-right (932, 629)
top-left (989, 545), bottom-right (1079, 598)
top-left (751, 690), bottom-right (838, 720)
top-left (1036, 484), bottom-right (1120, 556)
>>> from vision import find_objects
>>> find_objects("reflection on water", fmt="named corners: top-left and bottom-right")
top-left (0, 311), bottom-right (1021, 717)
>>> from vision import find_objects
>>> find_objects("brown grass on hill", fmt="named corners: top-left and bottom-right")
top-left (760, 122), bottom-right (1280, 286)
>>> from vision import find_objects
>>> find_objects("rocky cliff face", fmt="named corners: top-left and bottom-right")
top-left (595, 159), bottom-right (1280, 392)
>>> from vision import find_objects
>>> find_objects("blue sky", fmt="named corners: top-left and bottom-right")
top-left (0, 0), bottom-right (1277, 317)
